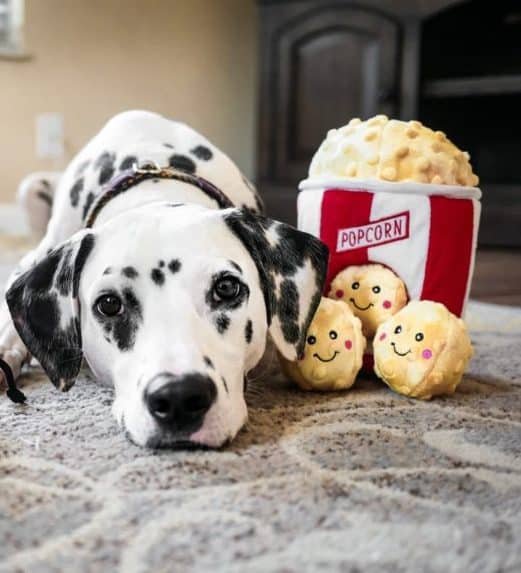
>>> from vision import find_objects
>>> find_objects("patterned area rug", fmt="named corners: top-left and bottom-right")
top-left (1, 239), bottom-right (520, 573)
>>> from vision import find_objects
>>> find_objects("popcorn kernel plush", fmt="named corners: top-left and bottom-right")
top-left (279, 298), bottom-right (365, 392)
top-left (373, 300), bottom-right (473, 400)
top-left (329, 264), bottom-right (408, 339)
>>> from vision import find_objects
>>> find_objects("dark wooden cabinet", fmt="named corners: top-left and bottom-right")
top-left (419, 0), bottom-right (521, 247)
top-left (265, 5), bottom-right (400, 182)
top-left (257, 0), bottom-right (521, 247)
top-left (257, 0), bottom-right (423, 224)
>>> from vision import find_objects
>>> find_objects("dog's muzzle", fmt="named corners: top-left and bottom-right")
top-left (144, 372), bottom-right (217, 434)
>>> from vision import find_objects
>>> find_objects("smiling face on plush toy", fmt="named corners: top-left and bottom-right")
top-left (279, 297), bottom-right (365, 391)
top-left (329, 264), bottom-right (407, 338)
top-left (379, 308), bottom-right (442, 364)
top-left (373, 300), bottom-right (473, 400)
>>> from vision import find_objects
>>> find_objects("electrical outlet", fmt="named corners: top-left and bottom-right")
top-left (36, 113), bottom-right (64, 159)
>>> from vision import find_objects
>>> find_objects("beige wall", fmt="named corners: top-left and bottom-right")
top-left (0, 0), bottom-right (257, 202)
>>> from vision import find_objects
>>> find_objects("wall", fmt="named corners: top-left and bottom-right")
top-left (0, 0), bottom-right (257, 203)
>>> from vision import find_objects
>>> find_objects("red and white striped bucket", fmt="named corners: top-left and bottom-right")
top-left (298, 178), bottom-right (481, 318)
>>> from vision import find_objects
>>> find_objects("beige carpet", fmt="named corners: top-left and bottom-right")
top-left (0, 239), bottom-right (520, 573)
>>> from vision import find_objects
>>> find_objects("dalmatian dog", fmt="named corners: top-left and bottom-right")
top-left (0, 111), bottom-right (328, 448)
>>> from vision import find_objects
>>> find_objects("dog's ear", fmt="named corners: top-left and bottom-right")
top-left (224, 208), bottom-right (329, 360)
top-left (6, 230), bottom-right (96, 391)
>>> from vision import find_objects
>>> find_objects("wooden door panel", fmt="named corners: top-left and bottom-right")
top-left (273, 6), bottom-right (400, 182)
top-left (293, 28), bottom-right (376, 160)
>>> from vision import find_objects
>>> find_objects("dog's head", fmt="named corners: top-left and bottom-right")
top-left (6, 204), bottom-right (328, 448)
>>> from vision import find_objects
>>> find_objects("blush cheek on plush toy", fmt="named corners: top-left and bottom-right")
top-left (373, 300), bottom-right (473, 400)
top-left (280, 297), bottom-right (366, 391)
top-left (329, 263), bottom-right (408, 339)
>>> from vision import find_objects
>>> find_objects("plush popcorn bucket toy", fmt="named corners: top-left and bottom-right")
top-left (297, 116), bottom-right (481, 368)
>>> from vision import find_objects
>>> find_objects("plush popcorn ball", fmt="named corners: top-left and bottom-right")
top-left (309, 115), bottom-right (479, 186)
top-left (329, 264), bottom-right (408, 339)
top-left (280, 297), bottom-right (366, 392)
top-left (373, 300), bottom-right (473, 400)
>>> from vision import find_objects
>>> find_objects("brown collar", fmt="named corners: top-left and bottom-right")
top-left (84, 161), bottom-right (234, 228)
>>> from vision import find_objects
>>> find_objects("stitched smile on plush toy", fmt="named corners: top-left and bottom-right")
top-left (349, 298), bottom-right (374, 311)
top-left (391, 342), bottom-right (411, 357)
top-left (313, 351), bottom-right (339, 363)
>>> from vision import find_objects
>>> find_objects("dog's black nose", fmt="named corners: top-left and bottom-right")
top-left (145, 373), bottom-right (217, 431)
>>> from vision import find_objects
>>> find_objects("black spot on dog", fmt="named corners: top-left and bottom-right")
top-left (153, 179), bottom-right (159, 184)
top-left (229, 261), bottom-right (242, 274)
top-left (245, 319), bottom-right (253, 344)
top-left (103, 267), bottom-right (113, 275)
top-left (70, 178), bottom-right (84, 207)
top-left (55, 248), bottom-right (73, 296)
top-left (103, 323), bottom-right (112, 334)
top-left (168, 154), bottom-right (196, 174)
top-left (110, 287), bottom-right (143, 351)
top-left (72, 234), bottom-right (96, 298)
top-left (82, 192), bottom-right (96, 221)
top-left (95, 151), bottom-right (113, 168)
top-left (159, 260), bottom-right (165, 268)
top-left (168, 259), bottom-right (181, 274)
top-left (279, 280), bottom-right (299, 321)
top-left (165, 203), bottom-right (184, 208)
top-left (75, 159), bottom-right (90, 177)
top-left (151, 268), bottom-right (165, 286)
top-left (203, 356), bottom-right (214, 369)
top-left (27, 247), bottom-right (63, 292)
top-left (216, 313), bottom-right (230, 334)
top-left (163, 143), bottom-right (174, 149)
top-left (191, 145), bottom-right (213, 161)
top-left (119, 155), bottom-right (137, 171)
top-left (278, 279), bottom-right (300, 344)
top-left (27, 293), bottom-right (61, 339)
top-left (37, 190), bottom-right (53, 208)
top-left (99, 164), bottom-right (114, 185)
top-left (96, 151), bottom-right (116, 185)
top-left (122, 266), bottom-right (139, 279)
top-left (221, 376), bottom-right (229, 394)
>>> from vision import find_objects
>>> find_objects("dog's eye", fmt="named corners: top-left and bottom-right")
top-left (213, 276), bottom-right (241, 302)
top-left (394, 325), bottom-right (402, 334)
top-left (352, 281), bottom-right (360, 290)
top-left (95, 294), bottom-right (123, 317)
top-left (329, 330), bottom-right (338, 339)
top-left (372, 285), bottom-right (381, 294)
top-left (415, 332), bottom-right (424, 342)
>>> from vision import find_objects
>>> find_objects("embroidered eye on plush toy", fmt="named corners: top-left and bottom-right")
top-left (373, 300), bottom-right (473, 400)
top-left (279, 297), bottom-right (366, 392)
top-left (329, 264), bottom-right (408, 338)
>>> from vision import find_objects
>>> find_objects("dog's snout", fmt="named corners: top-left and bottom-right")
top-left (145, 373), bottom-right (217, 430)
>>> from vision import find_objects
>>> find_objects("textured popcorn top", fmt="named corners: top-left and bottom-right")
top-left (309, 115), bottom-right (479, 187)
